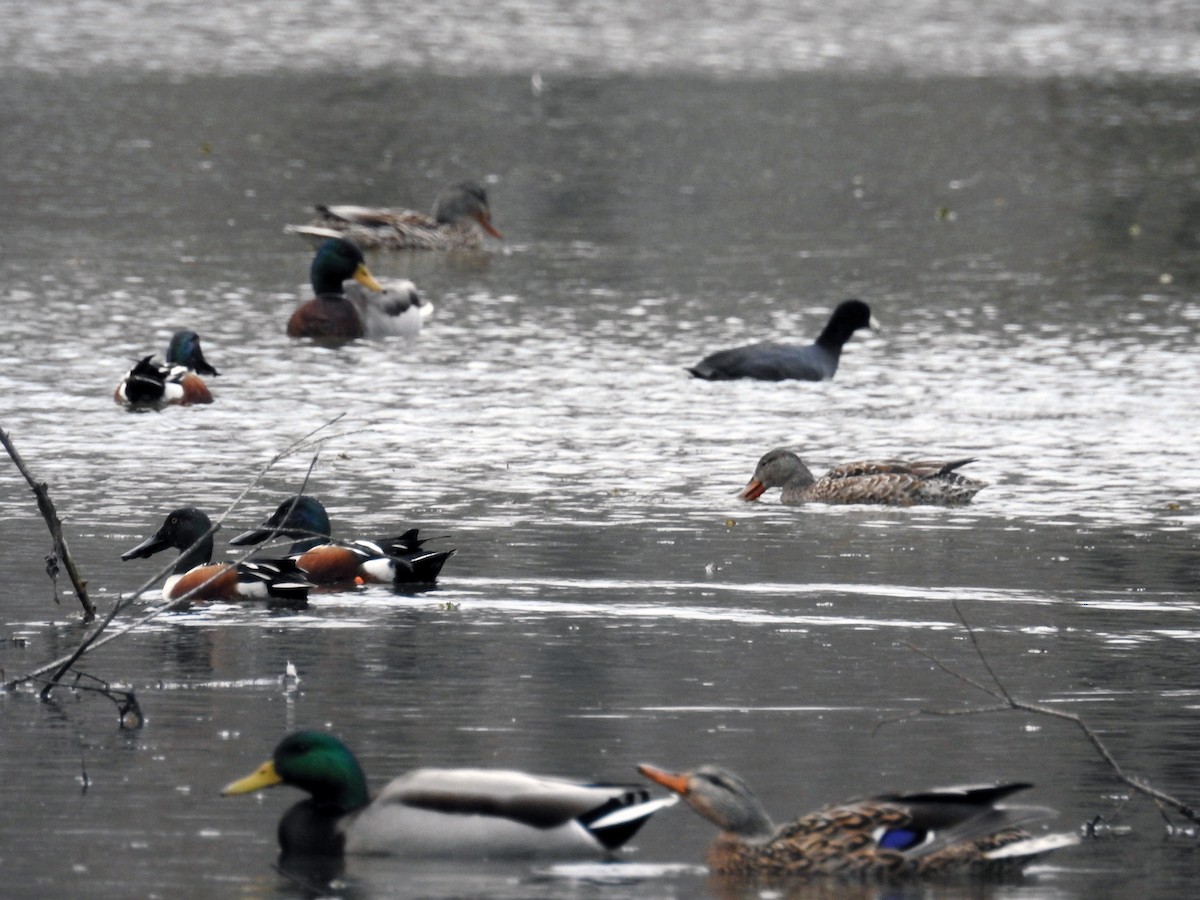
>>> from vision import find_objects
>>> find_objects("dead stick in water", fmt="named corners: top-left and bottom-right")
top-left (0, 427), bottom-right (95, 621)
top-left (879, 601), bottom-right (1200, 829)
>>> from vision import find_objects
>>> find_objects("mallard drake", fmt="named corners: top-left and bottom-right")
top-left (228, 495), bottom-right (455, 586)
top-left (687, 299), bottom-right (879, 381)
top-left (739, 448), bottom-right (987, 506)
top-left (121, 507), bottom-right (310, 606)
top-left (222, 731), bottom-right (677, 859)
top-left (114, 330), bottom-right (219, 408)
top-left (286, 181), bottom-right (503, 251)
top-left (638, 764), bottom-right (1077, 879)
top-left (287, 238), bottom-right (413, 342)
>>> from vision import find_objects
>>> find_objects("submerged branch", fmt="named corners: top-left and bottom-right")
top-left (0, 427), bottom-right (96, 621)
top-left (890, 601), bottom-right (1200, 828)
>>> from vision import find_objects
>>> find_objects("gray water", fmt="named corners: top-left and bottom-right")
top-left (1, 3), bottom-right (1199, 899)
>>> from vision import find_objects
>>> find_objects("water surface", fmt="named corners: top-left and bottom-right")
top-left (2, 5), bottom-right (1199, 899)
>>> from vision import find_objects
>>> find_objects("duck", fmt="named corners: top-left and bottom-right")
top-left (687, 299), bottom-right (879, 381)
top-left (287, 238), bottom-right (424, 342)
top-left (121, 507), bottom-right (311, 607)
top-left (222, 730), bottom-right (677, 859)
top-left (738, 448), bottom-right (987, 506)
top-left (228, 495), bottom-right (455, 586)
top-left (113, 330), bottom-right (219, 408)
top-left (286, 181), bottom-right (503, 251)
top-left (638, 764), bottom-right (1078, 879)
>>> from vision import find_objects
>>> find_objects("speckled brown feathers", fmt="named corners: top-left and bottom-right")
top-left (292, 181), bottom-right (503, 251)
top-left (739, 448), bottom-right (988, 506)
top-left (638, 765), bottom-right (1077, 882)
top-left (706, 800), bottom-right (1031, 879)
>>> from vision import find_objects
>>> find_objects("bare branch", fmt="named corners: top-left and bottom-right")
top-left (3, 417), bottom-right (343, 695)
top-left (902, 640), bottom-right (1004, 701)
top-left (893, 604), bottom-right (1200, 828)
top-left (0, 427), bottom-right (95, 620)
top-left (951, 600), bottom-right (1013, 705)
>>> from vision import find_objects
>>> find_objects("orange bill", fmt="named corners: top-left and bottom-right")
top-left (637, 763), bottom-right (690, 795)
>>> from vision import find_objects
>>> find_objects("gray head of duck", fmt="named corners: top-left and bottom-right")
top-left (739, 448), bottom-right (816, 500)
top-left (432, 181), bottom-right (503, 238)
top-left (638, 763), bottom-right (775, 842)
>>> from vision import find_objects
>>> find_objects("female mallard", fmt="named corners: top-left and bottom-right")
top-left (638, 764), bottom-right (1077, 879)
top-left (739, 448), bottom-right (987, 506)
top-left (287, 238), bottom-right (426, 341)
top-left (229, 494), bottom-right (455, 586)
top-left (287, 181), bottom-right (503, 251)
top-left (114, 330), bottom-right (219, 408)
top-left (121, 507), bottom-right (311, 607)
top-left (687, 299), bottom-right (878, 381)
top-left (222, 731), bottom-right (676, 859)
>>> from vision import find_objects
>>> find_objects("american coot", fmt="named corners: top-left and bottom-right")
top-left (638, 763), bottom-right (1078, 878)
top-left (739, 447), bottom-right (988, 506)
top-left (687, 298), bottom-right (878, 381)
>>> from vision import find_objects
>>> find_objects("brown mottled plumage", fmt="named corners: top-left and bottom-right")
top-left (738, 448), bottom-right (988, 506)
top-left (638, 765), bottom-right (1077, 880)
top-left (286, 181), bottom-right (503, 251)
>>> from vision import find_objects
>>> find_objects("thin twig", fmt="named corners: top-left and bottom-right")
top-left (902, 640), bottom-right (1004, 701)
top-left (0, 427), bottom-right (96, 620)
top-left (3, 417), bottom-right (342, 695)
top-left (952, 602), bottom-right (1015, 705)
top-left (890, 601), bottom-right (1200, 828)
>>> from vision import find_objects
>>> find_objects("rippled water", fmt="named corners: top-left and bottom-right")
top-left (2, 4), bottom-right (1199, 899)
top-left (9, 1), bottom-right (1200, 77)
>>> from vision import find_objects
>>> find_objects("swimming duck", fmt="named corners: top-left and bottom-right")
top-left (638, 764), bottom-right (1077, 879)
top-left (228, 495), bottom-right (455, 586)
top-left (286, 238), bottom-right (406, 342)
top-left (739, 448), bottom-right (987, 506)
top-left (222, 731), bottom-right (677, 859)
top-left (121, 507), bottom-right (311, 607)
top-left (687, 299), bottom-right (878, 381)
top-left (286, 181), bottom-right (503, 251)
top-left (114, 330), bottom-right (219, 408)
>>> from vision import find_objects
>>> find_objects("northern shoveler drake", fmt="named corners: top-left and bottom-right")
top-left (286, 238), bottom-right (395, 342)
top-left (738, 448), bottom-right (988, 506)
top-left (121, 507), bottom-right (311, 607)
top-left (286, 181), bottom-right (503, 251)
top-left (114, 330), bottom-right (219, 408)
top-left (687, 299), bottom-right (879, 381)
top-left (228, 495), bottom-right (455, 587)
top-left (638, 764), bottom-right (1077, 880)
top-left (222, 730), bottom-right (676, 859)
